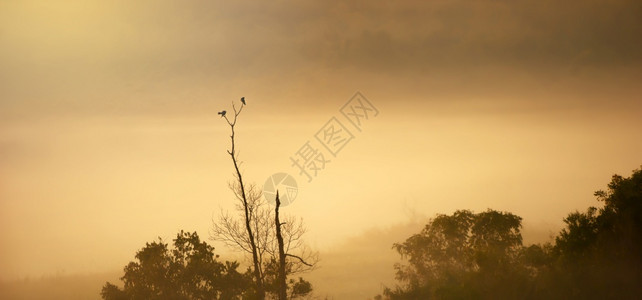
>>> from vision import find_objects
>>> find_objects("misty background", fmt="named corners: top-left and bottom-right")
top-left (1, 0), bottom-right (641, 298)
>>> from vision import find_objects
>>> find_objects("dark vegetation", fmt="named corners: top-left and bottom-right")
top-left (101, 231), bottom-right (250, 299)
top-left (102, 97), bottom-right (314, 299)
top-left (99, 99), bottom-right (640, 299)
top-left (102, 166), bottom-right (642, 300)
top-left (380, 166), bottom-right (642, 300)
top-left (100, 231), bottom-right (311, 299)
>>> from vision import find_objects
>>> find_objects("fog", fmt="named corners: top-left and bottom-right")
top-left (1, 0), bottom-right (641, 299)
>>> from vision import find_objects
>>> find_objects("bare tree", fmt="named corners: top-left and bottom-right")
top-left (272, 191), bottom-right (318, 299)
top-left (215, 100), bottom-right (264, 299)
top-left (211, 98), bottom-right (317, 299)
top-left (211, 184), bottom-right (317, 278)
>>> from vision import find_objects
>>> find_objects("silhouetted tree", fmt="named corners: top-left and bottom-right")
top-left (382, 165), bottom-right (642, 300)
top-left (545, 166), bottom-right (642, 299)
top-left (101, 231), bottom-right (250, 300)
top-left (211, 97), bottom-right (317, 299)
top-left (261, 258), bottom-right (313, 299)
top-left (211, 184), bottom-right (317, 299)
top-left (216, 98), bottom-right (265, 299)
top-left (385, 209), bottom-right (529, 299)
top-left (275, 191), bottom-right (287, 300)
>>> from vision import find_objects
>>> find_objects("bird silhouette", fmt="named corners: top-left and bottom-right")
top-left (218, 110), bottom-right (226, 117)
top-left (241, 97), bottom-right (246, 105)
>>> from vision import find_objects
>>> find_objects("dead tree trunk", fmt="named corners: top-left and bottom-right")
top-left (223, 103), bottom-right (265, 299)
top-left (275, 190), bottom-right (287, 300)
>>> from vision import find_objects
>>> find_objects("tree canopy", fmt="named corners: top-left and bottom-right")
top-left (547, 167), bottom-right (642, 299)
top-left (385, 209), bottom-right (528, 299)
top-left (101, 231), bottom-right (251, 300)
top-left (384, 166), bottom-right (642, 300)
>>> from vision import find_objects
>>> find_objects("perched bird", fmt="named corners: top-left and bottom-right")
top-left (218, 110), bottom-right (226, 117)
top-left (241, 97), bottom-right (246, 105)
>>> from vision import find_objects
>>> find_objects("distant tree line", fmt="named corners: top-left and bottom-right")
top-left (380, 166), bottom-right (642, 300)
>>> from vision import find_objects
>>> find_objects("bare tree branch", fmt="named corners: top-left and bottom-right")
top-left (286, 254), bottom-right (314, 267)
top-left (211, 97), bottom-right (318, 298)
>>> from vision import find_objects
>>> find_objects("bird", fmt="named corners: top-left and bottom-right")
top-left (218, 110), bottom-right (226, 117)
top-left (241, 97), bottom-right (246, 105)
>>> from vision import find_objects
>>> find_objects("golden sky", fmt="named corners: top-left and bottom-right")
top-left (1, 0), bottom-right (641, 281)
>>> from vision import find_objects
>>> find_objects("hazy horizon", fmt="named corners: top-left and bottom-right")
top-left (1, 1), bottom-right (641, 298)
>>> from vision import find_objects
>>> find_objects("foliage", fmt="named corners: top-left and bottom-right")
top-left (101, 231), bottom-right (251, 300)
top-left (384, 166), bottom-right (642, 300)
top-left (546, 167), bottom-right (642, 299)
top-left (385, 209), bottom-right (527, 299)
top-left (261, 258), bottom-right (313, 299)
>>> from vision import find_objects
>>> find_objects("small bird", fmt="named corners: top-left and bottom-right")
top-left (241, 97), bottom-right (246, 105)
top-left (218, 110), bottom-right (226, 117)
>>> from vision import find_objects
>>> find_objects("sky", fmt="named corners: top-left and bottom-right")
top-left (1, 0), bottom-right (641, 286)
